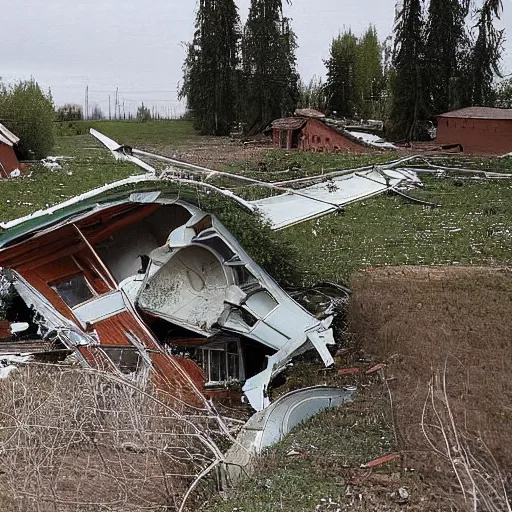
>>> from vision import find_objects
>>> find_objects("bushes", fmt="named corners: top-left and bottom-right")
top-left (0, 366), bottom-right (222, 511)
top-left (0, 80), bottom-right (56, 159)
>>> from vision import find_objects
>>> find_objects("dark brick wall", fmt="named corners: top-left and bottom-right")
top-left (436, 117), bottom-right (512, 155)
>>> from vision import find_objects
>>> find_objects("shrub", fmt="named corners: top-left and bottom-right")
top-left (0, 366), bottom-right (223, 511)
top-left (0, 80), bottom-right (56, 159)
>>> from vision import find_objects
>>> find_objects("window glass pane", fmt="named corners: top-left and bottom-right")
top-left (199, 341), bottom-right (241, 385)
top-left (51, 274), bottom-right (94, 308)
top-left (245, 291), bottom-right (278, 317)
top-left (102, 347), bottom-right (142, 375)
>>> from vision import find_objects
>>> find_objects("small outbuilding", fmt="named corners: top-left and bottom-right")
top-left (435, 107), bottom-right (512, 156)
top-left (271, 110), bottom-right (368, 153)
top-left (0, 123), bottom-right (20, 177)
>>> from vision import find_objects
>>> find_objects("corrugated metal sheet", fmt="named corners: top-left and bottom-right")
top-left (438, 107), bottom-right (512, 120)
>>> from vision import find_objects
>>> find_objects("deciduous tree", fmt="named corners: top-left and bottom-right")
top-left (355, 26), bottom-right (385, 119)
top-left (324, 30), bottom-right (359, 118)
top-left (324, 27), bottom-right (384, 119)
top-left (297, 76), bottom-right (328, 112)
top-left (0, 80), bottom-right (55, 159)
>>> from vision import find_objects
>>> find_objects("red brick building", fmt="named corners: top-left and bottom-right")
top-left (436, 107), bottom-right (512, 156)
top-left (271, 116), bottom-right (367, 153)
top-left (0, 123), bottom-right (20, 177)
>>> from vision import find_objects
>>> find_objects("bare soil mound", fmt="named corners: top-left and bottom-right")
top-left (350, 266), bottom-right (512, 506)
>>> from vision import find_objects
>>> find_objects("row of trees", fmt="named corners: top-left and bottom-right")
top-left (180, 0), bottom-right (298, 136)
top-left (390, 0), bottom-right (505, 139)
top-left (182, 1), bottom-right (508, 141)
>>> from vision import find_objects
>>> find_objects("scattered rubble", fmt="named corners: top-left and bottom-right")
top-left (41, 156), bottom-right (71, 170)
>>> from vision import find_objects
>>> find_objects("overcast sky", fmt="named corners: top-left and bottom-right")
top-left (1, 0), bottom-right (511, 117)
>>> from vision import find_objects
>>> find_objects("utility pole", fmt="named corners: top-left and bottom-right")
top-left (109, 95), bottom-right (111, 120)
top-left (84, 86), bottom-right (89, 120)
top-left (115, 87), bottom-right (119, 120)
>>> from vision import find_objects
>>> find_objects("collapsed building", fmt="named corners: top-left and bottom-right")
top-left (0, 183), bottom-right (338, 411)
top-left (0, 129), bottom-right (429, 414)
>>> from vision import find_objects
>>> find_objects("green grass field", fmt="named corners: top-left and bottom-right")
top-left (55, 119), bottom-right (199, 147)
top-left (2, 120), bottom-right (512, 282)
top-left (283, 174), bottom-right (512, 284)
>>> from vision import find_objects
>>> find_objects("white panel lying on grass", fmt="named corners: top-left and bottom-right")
top-left (251, 168), bottom-right (422, 230)
top-left (224, 385), bottom-right (357, 482)
top-left (347, 131), bottom-right (398, 150)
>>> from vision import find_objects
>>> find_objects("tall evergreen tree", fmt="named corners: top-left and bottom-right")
top-left (471, 0), bottom-right (504, 105)
top-left (242, 0), bottom-right (299, 134)
top-left (425, 0), bottom-right (469, 115)
top-left (390, 0), bottom-right (428, 140)
top-left (180, 0), bottom-right (241, 135)
top-left (324, 30), bottom-right (359, 118)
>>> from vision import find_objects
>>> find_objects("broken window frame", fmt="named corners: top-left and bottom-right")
top-left (196, 339), bottom-right (244, 387)
top-left (50, 272), bottom-right (97, 309)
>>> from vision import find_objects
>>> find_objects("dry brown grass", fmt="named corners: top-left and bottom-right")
top-left (0, 365), bottom-right (228, 512)
top-left (350, 266), bottom-right (512, 509)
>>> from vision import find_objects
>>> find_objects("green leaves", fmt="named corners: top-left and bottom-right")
top-left (180, 0), bottom-right (242, 136)
top-left (324, 26), bottom-right (385, 119)
top-left (0, 80), bottom-right (56, 160)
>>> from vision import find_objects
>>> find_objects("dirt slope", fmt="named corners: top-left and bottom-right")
top-left (350, 266), bottom-right (512, 506)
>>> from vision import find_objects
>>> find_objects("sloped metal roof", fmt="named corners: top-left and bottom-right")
top-left (438, 107), bottom-right (512, 120)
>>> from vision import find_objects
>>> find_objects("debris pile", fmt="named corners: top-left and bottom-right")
top-left (0, 178), bottom-right (338, 413)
